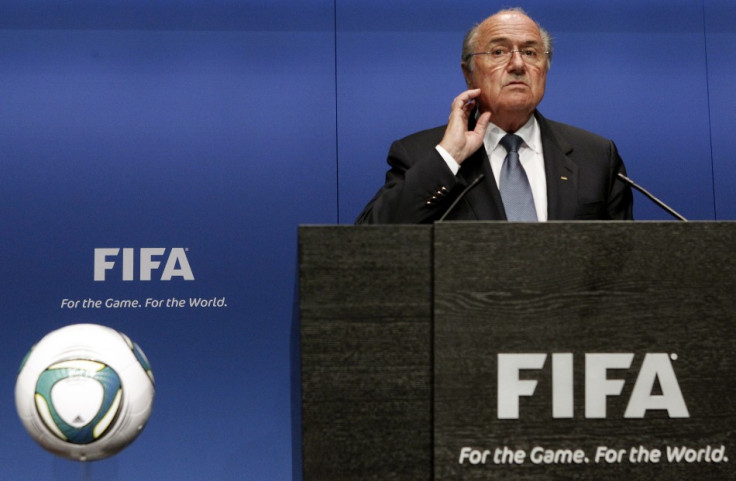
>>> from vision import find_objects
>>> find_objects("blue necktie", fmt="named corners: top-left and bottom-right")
top-left (499, 134), bottom-right (537, 221)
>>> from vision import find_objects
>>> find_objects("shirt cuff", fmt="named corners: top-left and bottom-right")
top-left (435, 145), bottom-right (461, 175)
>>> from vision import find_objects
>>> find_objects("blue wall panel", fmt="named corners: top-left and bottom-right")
top-left (335, 3), bottom-right (476, 223)
top-left (706, 0), bottom-right (736, 219)
top-left (539, 2), bottom-right (714, 220)
top-left (0, 2), bottom-right (336, 480)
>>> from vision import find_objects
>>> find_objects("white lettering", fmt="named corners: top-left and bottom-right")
top-left (139, 248), bottom-right (165, 281)
top-left (530, 446), bottom-right (586, 464)
top-left (496, 352), bottom-right (689, 419)
top-left (585, 353), bottom-right (633, 418)
top-left (94, 248), bottom-right (119, 281)
top-left (667, 445), bottom-right (727, 463)
top-left (93, 248), bottom-right (195, 281)
top-left (595, 446), bottom-right (626, 463)
top-left (624, 353), bottom-right (689, 418)
top-left (122, 247), bottom-right (134, 281)
top-left (161, 247), bottom-right (195, 281)
top-left (552, 353), bottom-right (573, 418)
top-left (188, 297), bottom-right (227, 308)
top-left (497, 353), bottom-right (546, 419)
top-left (104, 298), bottom-right (140, 308)
top-left (60, 298), bottom-right (80, 308)
top-left (458, 447), bottom-right (491, 464)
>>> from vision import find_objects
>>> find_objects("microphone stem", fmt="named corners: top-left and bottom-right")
top-left (617, 173), bottom-right (687, 221)
top-left (437, 174), bottom-right (485, 222)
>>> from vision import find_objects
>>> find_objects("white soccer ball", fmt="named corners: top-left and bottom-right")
top-left (15, 324), bottom-right (155, 461)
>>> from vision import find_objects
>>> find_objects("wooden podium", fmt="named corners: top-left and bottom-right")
top-left (297, 223), bottom-right (736, 480)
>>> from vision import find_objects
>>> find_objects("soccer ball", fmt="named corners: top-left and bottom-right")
top-left (15, 324), bottom-right (155, 461)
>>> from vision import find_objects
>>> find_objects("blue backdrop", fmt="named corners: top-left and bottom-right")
top-left (1, 1), bottom-right (733, 480)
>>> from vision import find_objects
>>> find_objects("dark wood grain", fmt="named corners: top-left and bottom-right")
top-left (299, 222), bottom-right (736, 481)
top-left (299, 225), bottom-right (433, 480)
top-left (434, 222), bottom-right (736, 480)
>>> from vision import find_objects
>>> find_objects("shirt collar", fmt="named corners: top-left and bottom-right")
top-left (484, 114), bottom-right (542, 155)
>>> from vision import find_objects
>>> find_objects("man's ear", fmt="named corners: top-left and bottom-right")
top-left (461, 62), bottom-right (474, 89)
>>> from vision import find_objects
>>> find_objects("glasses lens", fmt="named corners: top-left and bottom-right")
top-left (482, 47), bottom-right (546, 65)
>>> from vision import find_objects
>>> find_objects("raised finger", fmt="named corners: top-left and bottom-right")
top-left (452, 88), bottom-right (481, 109)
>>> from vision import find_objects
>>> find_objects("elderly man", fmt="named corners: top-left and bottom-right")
top-left (356, 8), bottom-right (633, 224)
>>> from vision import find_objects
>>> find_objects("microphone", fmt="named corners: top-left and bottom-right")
top-left (617, 173), bottom-right (687, 221)
top-left (437, 174), bottom-right (485, 222)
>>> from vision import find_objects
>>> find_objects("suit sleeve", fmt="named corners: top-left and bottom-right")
top-left (355, 137), bottom-right (465, 224)
top-left (606, 140), bottom-right (634, 220)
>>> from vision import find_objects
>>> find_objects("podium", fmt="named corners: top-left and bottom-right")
top-left (298, 223), bottom-right (736, 480)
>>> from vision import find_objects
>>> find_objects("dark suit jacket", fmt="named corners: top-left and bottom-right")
top-left (356, 111), bottom-right (633, 224)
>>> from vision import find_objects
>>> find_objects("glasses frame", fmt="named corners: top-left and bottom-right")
top-left (465, 48), bottom-right (550, 65)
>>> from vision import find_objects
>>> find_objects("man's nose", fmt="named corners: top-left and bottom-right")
top-left (507, 51), bottom-right (526, 71)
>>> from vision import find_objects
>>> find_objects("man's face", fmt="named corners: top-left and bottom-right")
top-left (463, 12), bottom-right (548, 122)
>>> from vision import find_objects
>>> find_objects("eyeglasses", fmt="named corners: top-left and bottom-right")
top-left (465, 47), bottom-right (549, 66)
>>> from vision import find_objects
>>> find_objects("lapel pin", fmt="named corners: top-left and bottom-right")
top-left (560, 176), bottom-right (568, 181)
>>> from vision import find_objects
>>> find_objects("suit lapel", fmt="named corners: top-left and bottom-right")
top-left (536, 112), bottom-right (579, 220)
top-left (447, 111), bottom-right (504, 220)
top-left (457, 147), bottom-right (506, 220)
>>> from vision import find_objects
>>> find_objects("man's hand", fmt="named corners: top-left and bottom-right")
top-left (438, 89), bottom-right (492, 165)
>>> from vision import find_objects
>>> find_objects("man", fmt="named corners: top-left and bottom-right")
top-left (356, 8), bottom-right (633, 224)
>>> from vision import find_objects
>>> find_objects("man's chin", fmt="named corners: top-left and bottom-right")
top-left (495, 98), bottom-right (537, 114)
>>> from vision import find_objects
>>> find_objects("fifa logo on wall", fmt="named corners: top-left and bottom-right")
top-left (94, 248), bottom-right (194, 281)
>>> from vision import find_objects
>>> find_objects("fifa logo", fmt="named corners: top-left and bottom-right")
top-left (497, 353), bottom-right (689, 419)
top-left (94, 248), bottom-right (194, 281)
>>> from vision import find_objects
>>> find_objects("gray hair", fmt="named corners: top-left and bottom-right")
top-left (462, 8), bottom-right (553, 72)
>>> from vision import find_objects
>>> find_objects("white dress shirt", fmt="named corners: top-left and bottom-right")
top-left (485, 116), bottom-right (547, 221)
top-left (435, 115), bottom-right (548, 221)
